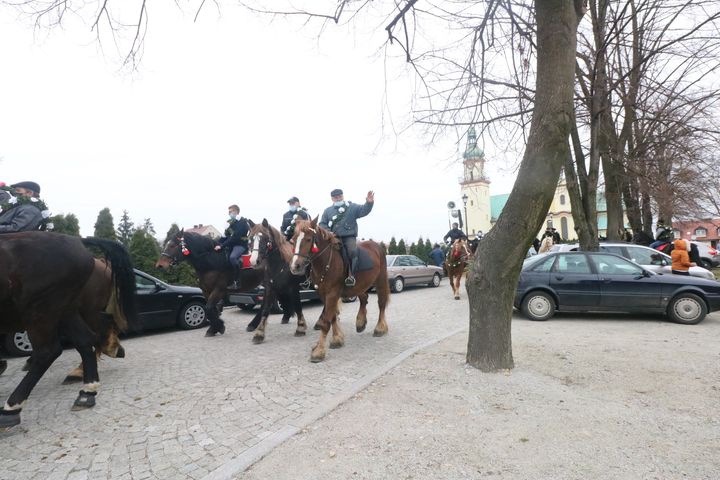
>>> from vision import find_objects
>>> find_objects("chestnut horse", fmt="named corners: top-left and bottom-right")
top-left (156, 230), bottom-right (265, 337)
top-left (247, 219), bottom-right (308, 343)
top-left (289, 218), bottom-right (390, 363)
top-left (446, 239), bottom-right (470, 300)
top-left (0, 233), bottom-right (137, 429)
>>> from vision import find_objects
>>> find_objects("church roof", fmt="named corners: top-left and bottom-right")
top-left (463, 126), bottom-right (484, 160)
top-left (490, 193), bottom-right (510, 221)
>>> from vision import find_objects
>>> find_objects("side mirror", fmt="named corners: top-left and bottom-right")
top-left (154, 283), bottom-right (164, 292)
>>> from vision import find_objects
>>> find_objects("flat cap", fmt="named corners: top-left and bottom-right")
top-left (287, 196), bottom-right (299, 203)
top-left (12, 181), bottom-right (41, 194)
top-left (330, 188), bottom-right (343, 197)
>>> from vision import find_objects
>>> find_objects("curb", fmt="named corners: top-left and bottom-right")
top-left (202, 325), bottom-right (468, 480)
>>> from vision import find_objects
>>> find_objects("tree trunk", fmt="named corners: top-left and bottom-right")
top-left (466, 0), bottom-right (582, 371)
top-left (565, 113), bottom-right (598, 251)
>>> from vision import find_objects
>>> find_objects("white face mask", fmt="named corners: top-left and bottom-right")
top-left (289, 205), bottom-right (298, 212)
top-left (334, 201), bottom-right (344, 207)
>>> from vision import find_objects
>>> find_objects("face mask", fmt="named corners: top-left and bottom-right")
top-left (334, 201), bottom-right (344, 207)
top-left (289, 205), bottom-right (298, 212)
top-left (229, 213), bottom-right (238, 220)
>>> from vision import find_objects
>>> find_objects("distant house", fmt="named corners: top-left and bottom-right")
top-left (185, 224), bottom-right (222, 239)
top-left (672, 219), bottom-right (720, 248)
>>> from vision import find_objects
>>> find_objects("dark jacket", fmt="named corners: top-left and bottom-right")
top-left (443, 228), bottom-right (466, 244)
top-left (0, 204), bottom-right (43, 233)
top-left (221, 217), bottom-right (249, 249)
top-left (281, 208), bottom-right (310, 237)
top-left (429, 247), bottom-right (444, 266)
top-left (319, 201), bottom-right (373, 238)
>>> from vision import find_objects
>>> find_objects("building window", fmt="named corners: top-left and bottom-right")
top-left (470, 200), bottom-right (474, 206)
top-left (695, 227), bottom-right (708, 237)
top-left (560, 194), bottom-right (566, 205)
top-left (673, 230), bottom-right (681, 239)
top-left (561, 217), bottom-right (569, 240)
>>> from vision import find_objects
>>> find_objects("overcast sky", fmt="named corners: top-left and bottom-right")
top-left (0, 3), bottom-right (519, 243)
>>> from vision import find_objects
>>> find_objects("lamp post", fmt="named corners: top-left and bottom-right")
top-left (461, 194), bottom-right (469, 236)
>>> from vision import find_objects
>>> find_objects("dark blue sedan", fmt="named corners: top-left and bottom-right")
top-left (515, 252), bottom-right (720, 324)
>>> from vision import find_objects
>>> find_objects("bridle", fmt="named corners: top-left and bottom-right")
top-left (292, 228), bottom-right (336, 284)
top-left (160, 236), bottom-right (190, 265)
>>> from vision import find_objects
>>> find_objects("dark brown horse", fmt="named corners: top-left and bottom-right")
top-left (445, 238), bottom-right (470, 300)
top-left (289, 218), bottom-right (389, 363)
top-left (247, 219), bottom-right (307, 343)
top-left (0, 233), bottom-right (137, 429)
top-left (156, 230), bottom-right (265, 336)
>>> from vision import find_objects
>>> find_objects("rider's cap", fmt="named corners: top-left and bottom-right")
top-left (330, 189), bottom-right (343, 197)
top-left (11, 181), bottom-right (41, 194)
top-left (287, 196), bottom-right (299, 203)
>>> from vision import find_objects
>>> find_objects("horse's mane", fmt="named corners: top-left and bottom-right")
top-left (181, 232), bottom-right (228, 271)
top-left (252, 222), bottom-right (295, 264)
top-left (295, 220), bottom-right (340, 246)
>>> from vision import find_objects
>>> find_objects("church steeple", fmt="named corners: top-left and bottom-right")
top-left (462, 126), bottom-right (487, 183)
top-left (459, 125), bottom-right (492, 238)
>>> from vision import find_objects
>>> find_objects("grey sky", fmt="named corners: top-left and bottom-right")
top-left (0, 4), bottom-right (518, 243)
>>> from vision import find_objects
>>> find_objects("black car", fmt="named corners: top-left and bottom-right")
top-left (515, 252), bottom-right (720, 324)
top-left (2, 269), bottom-right (208, 356)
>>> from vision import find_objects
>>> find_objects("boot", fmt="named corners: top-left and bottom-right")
top-left (345, 257), bottom-right (358, 287)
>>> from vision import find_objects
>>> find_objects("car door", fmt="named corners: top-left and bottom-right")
top-left (394, 256), bottom-right (414, 284)
top-left (624, 246), bottom-right (668, 275)
top-left (589, 253), bottom-right (662, 309)
top-left (549, 253), bottom-right (601, 308)
top-left (134, 273), bottom-right (175, 329)
top-left (409, 255), bottom-right (432, 283)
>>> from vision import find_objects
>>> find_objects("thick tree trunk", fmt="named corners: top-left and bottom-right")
top-left (466, 0), bottom-right (582, 371)
top-left (623, 174), bottom-right (643, 234)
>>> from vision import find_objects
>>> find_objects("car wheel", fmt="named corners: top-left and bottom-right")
top-left (239, 303), bottom-right (256, 311)
top-left (391, 277), bottom-right (404, 293)
top-left (429, 273), bottom-right (441, 288)
top-left (342, 296), bottom-right (357, 303)
top-left (4, 331), bottom-right (33, 356)
top-left (667, 293), bottom-right (707, 325)
top-left (270, 300), bottom-right (283, 314)
top-left (178, 301), bottom-right (208, 330)
top-left (521, 291), bottom-right (555, 321)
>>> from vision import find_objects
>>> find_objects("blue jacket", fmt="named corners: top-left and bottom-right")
top-left (221, 217), bottom-right (249, 249)
top-left (319, 201), bottom-right (373, 238)
top-left (0, 204), bottom-right (43, 233)
top-left (429, 248), bottom-right (444, 266)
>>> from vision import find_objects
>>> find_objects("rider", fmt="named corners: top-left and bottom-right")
top-left (0, 181), bottom-right (47, 233)
top-left (319, 188), bottom-right (374, 287)
top-left (214, 204), bottom-right (250, 273)
top-left (443, 223), bottom-right (466, 245)
top-left (650, 219), bottom-right (673, 250)
top-left (281, 196), bottom-right (310, 241)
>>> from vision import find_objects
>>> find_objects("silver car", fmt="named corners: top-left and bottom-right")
top-left (386, 255), bottom-right (443, 293)
top-left (551, 243), bottom-right (716, 280)
top-left (691, 241), bottom-right (720, 269)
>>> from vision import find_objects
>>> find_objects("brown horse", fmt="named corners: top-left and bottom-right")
top-left (446, 239), bottom-right (470, 300)
top-left (0, 233), bottom-right (137, 429)
top-left (289, 218), bottom-right (390, 363)
top-left (156, 230), bottom-right (265, 336)
top-left (246, 219), bottom-right (308, 343)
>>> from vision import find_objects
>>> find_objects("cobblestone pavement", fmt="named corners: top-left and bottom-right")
top-left (0, 283), bottom-right (468, 479)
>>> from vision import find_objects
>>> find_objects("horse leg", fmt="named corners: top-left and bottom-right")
top-left (373, 275), bottom-right (390, 337)
top-left (355, 291), bottom-right (369, 333)
top-left (246, 310), bottom-right (262, 332)
top-left (329, 301), bottom-right (345, 349)
top-left (311, 295), bottom-right (338, 362)
top-left (278, 291), bottom-right (293, 325)
top-left (293, 285), bottom-right (307, 337)
top-left (204, 290), bottom-right (226, 337)
top-left (63, 362), bottom-right (85, 384)
top-left (0, 326), bottom-right (63, 429)
top-left (59, 314), bottom-right (102, 410)
top-left (454, 273), bottom-right (461, 300)
top-left (0, 359), bottom-right (6, 376)
top-left (252, 289), bottom-right (276, 344)
top-left (313, 305), bottom-right (326, 331)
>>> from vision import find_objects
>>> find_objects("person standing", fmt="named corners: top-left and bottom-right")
top-left (0, 181), bottom-right (47, 233)
top-left (429, 243), bottom-right (444, 267)
top-left (671, 239), bottom-right (695, 275)
top-left (281, 196), bottom-right (310, 241)
top-left (319, 188), bottom-right (374, 287)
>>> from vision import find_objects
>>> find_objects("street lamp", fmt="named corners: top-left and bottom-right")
top-left (461, 194), bottom-right (469, 236)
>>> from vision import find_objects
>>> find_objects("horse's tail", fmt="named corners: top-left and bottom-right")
top-left (82, 237), bottom-right (139, 330)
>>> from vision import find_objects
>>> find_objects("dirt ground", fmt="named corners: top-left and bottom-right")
top-left (241, 311), bottom-right (720, 480)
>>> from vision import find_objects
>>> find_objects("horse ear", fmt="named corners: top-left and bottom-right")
top-left (248, 219), bottom-right (255, 228)
top-left (262, 218), bottom-right (269, 228)
top-left (311, 215), bottom-right (319, 227)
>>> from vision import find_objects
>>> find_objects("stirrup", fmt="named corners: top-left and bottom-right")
top-left (344, 276), bottom-right (356, 287)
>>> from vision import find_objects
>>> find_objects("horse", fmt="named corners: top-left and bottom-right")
top-left (156, 230), bottom-right (265, 336)
top-left (0, 232), bottom-right (137, 429)
top-left (289, 218), bottom-right (389, 363)
top-left (246, 219), bottom-right (307, 343)
top-left (445, 239), bottom-right (470, 300)
top-left (538, 235), bottom-right (554, 253)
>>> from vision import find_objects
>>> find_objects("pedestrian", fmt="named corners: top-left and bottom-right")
top-left (623, 228), bottom-right (632, 242)
top-left (671, 239), bottom-right (695, 276)
top-left (429, 243), bottom-right (444, 267)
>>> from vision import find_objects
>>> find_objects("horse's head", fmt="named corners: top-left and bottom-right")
top-left (451, 239), bottom-right (468, 258)
top-left (156, 230), bottom-right (187, 269)
top-left (248, 219), bottom-right (274, 267)
top-left (289, 216), bottom-right (319, 275)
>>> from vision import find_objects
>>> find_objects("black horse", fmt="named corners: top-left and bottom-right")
top-left (156, 231), bottom-right (265, 336)
top-left (246, 219), bottom-right (308, 343)
top-left (0, 232), bottom-right (137, 429)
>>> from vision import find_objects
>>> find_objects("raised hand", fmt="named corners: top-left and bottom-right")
top-left (366, 190), bottom-right (375, 203)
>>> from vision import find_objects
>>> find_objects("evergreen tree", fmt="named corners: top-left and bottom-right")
top-left (116, 210), bottom-right (135, 247)
top-left (408, 242), bottom-right (417, 256)
top-left (388, 237), bottom-right (398, 255)
top-left (165, 223), bottom-right (181, 242)
top-left (94, 208), bottom-right (116, 240)
top-left (379, 241), bottom-right (387, 254)
top-left (397, 238), bottom-right (407, 254)
top-left (141, 218), bottom-right (156, 236)
top-left (129, 229), bottom-right (160, 273)
top-left (50, 214), bottom-right (80, 236)
top-left (424, 238), bottom-right (433, 262)
top-left (415, 236), bottom-right (425, 260)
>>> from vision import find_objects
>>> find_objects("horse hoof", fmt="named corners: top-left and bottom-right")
top-left (0, 360), bottom-right (6, 376)
top-left (218, 323), bottom-right (226, 335)
top-left (62, 375), bottom-right (83, 385)
top-left (252, 336), bottom-right (264, 345)
top-left (71, 391), bottom-right (97, 411)
top-left (329, 339), bottom-right (344, 349)
top-left (116, 345), bottom-right (126, 358)
top-left (0, 411), bottom-right (21, 429)
top-left (246, 323), bottom-right (257, 332)
top-left (22, 359), bottom-right (31, 372)
top-left (294, 331), bottom-right (306, 337)
top-left (310, 353), bottom-right (325, 363)
top-left (373, 329), bottom-right (387, 337)
top-left (313, 323), bottom-right (322, 331)
top-left (204, 328), bottom-right (217, 337)
top-left (454, 296), bottom-right (460, 300)
top-left (356, 324), bottom-right (367, 333)
top-left (281, 317), bottom-right (290, 325)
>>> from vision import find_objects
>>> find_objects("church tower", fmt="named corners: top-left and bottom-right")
top-left (459, 126), bottom-right (492, 236)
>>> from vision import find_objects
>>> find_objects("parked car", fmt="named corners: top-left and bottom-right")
top-left (551, 242), bottom-right (716, 280)
top-left (2, 269), bottom-right (208, 356)
top-left (515, 251), bottom-right (720, 324)
top-left (386, 255), bottom-right (443, 293)
top-left (691, 241), bottom-right (719, 269)
top-left (226, 284), bottom-right (324, 312)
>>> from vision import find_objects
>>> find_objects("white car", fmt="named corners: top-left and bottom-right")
top-left (551, 243), bottom-right (716, 281)
top-left (691, 241), bottom-right (719, 269)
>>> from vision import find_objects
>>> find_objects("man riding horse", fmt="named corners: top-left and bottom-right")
top-left (214, 204), bottom-right (250, 288)
top-left (319, 189), bottom-right (374, 287)
top-left (0, 181), bottom-right (48, 233)
top-left (281, 196), bottom-right (310, 241)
